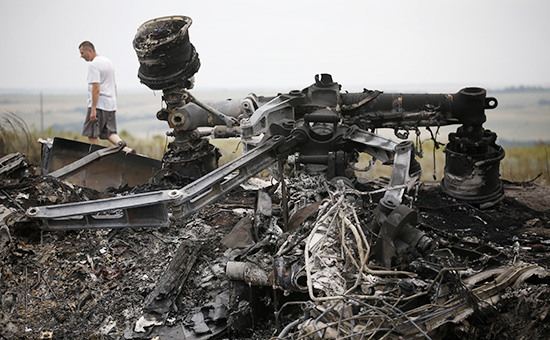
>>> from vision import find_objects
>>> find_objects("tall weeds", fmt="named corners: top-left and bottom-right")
top-left (0, 112), bottom-right (38, 161)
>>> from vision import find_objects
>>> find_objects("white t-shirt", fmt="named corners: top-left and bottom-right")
top-left (87, 55), bottom-right (117, 111)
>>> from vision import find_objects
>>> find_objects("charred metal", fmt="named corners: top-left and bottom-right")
top-left (1, 15), bottom-right (549, 340)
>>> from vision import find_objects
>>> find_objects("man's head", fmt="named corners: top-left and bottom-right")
top-left (79, 41), bottom-right (97, 62)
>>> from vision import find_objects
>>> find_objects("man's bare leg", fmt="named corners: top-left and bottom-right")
top-left (88, 137), bottom-right (100, 145)
top-left (107, 133), bottom-right (134, 153)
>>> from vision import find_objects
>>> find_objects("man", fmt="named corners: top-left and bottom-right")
top-left (78, 41), bottom-right (134, 153)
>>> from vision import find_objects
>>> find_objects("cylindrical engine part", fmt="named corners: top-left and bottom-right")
top-left (162, 134), bottom-right (220, 180)
top-left (441, 130), bottom-right (505, 208)
top-left (341, 87), bottom-right (498, 129)
top-left (452, 87), bottom-right (490, 126)
top-left (133, 16), bottom-right (200, 90)
top-left (226, 261), bottom-right (273, 287)
top-left (226, 260), bottom-right (308, 292)
top-left (164, 103), bottom-right (232, 131)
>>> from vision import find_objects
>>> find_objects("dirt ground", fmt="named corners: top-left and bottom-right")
top-left (1, 157), bottom-right (549, 340)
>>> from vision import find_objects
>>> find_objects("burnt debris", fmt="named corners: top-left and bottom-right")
top-left (1, 158), bottom-right (550, 339)
top-left (1, 15), bottom-right (550, 340)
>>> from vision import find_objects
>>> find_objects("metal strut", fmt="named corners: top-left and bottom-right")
top-left (48, 141), bottom-right (127, 179)
top-left (344, 127), bottom-right (421, 206)
top-left (26, 124), bottom-right (418, 231)
top-left (26, 135), bottom-right (286, 230)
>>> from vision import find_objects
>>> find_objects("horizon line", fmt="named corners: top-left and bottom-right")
top-left (2, 83), bottom-right (550, 96)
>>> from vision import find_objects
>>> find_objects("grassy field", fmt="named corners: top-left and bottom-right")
top-left (1, 113), bottom-right (548, 185)
top-left (1, 89), bottom-right (549, 141)
top-left (357, 139), bottom-right (550, 185)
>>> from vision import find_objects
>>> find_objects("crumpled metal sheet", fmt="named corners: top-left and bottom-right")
top-left (0, 153), bottom-right (27, 176)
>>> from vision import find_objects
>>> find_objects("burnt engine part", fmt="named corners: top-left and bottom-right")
top-left (27, 14), bottom-right (506, 230)
top-left (133, 15), bottom-right (200, 91)
top-left (369, 203), bottom-right (434, 268)
top-left (441, 88), bottom-right (505, 207)
top-left (226, 259), bottom-right (308, 293)
top-left (342, 85), bottom-right (505, 206)
top-left (133, 16), bottom-right (219, 180)
top-left (442, 128), bottom-right (505, 207)
top-left (163, 130), bottom-right (220, 180)
top-left (26, 76), bottom-right (505, 230)
top-left (25, 120), bottom-right (420, 230)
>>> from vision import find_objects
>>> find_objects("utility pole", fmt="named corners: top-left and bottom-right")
top-left (40, 92), bottom-right (44, 133)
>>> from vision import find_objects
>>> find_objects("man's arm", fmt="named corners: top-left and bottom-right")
top-left (90, 83), bottom-right (100, 122)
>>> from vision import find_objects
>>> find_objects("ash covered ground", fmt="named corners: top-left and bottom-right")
top-left (1, 153), bottom-right (549, 340)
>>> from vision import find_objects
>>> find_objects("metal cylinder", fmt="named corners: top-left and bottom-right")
top-left (451, 87), bottom-right (490, 126)
top-left (340, 87), bottom-right (498, 129)
top-left (226, 261), bottom-right (273, 287)
top-left (133, 16), bottom-right (200, 90)
top-left (441, 130), bottom-right (505, 208)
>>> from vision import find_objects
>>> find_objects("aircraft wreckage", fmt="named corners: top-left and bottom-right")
top-left (1, 15), bottom-right (549, 340)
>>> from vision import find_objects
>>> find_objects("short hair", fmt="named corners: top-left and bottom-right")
top-left (79, 41), bottom-right (95, 51)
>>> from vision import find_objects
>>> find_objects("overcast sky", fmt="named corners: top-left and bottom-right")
top-left (1, 0), bottom-right (549, 94)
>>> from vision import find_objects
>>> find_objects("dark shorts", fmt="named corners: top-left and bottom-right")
top-left (82, 108), bottom-right (118, 139)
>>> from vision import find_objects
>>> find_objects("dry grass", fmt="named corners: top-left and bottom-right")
top-left (356, 139), bottom-right (550, 185)
top-left (500, 143), bottom-right (550, 184)
top-left (0, 113), bottom-right (173, 164)
top-left (0, 112), bottom-right (39, 161)
top-left (1, 112), bottom-right (548, 185)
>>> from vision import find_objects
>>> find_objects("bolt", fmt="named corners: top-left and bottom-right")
top-left (168, 190), bottom-right (182, 199)
top-left (26, 207), bottom-right (39, 217)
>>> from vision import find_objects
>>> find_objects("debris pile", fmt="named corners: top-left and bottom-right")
top-left (2, 14), bottom-right (548, 340)
top-left (1, 152), bottom-right (549, 339)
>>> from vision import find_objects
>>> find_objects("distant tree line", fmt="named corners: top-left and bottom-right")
top-left (493, 85), bottom-right (550, 93)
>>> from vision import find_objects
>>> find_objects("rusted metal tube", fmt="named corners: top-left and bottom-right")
top-left (341, 87), bottom-right (498, 129)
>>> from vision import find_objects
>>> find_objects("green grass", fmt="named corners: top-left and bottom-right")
top-left (1, 113), bottom-right (548, 185)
